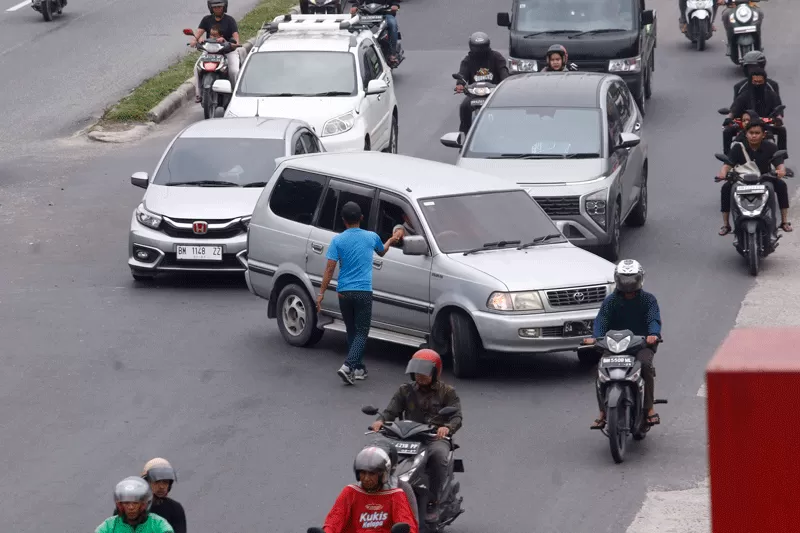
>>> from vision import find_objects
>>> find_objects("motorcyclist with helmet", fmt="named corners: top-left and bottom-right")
top-left (727, 68), bottom-right (786, 151)
top-left (322, 446), bottom-right (418, 533)
top-left (369, 349), bottom-right (462, 523)
top-left (112, 458), bottom-right (186, 533)
top-left (363, 439), bottom-right (419, 526)
top-left (96, 476), bottom-right (174, 533)
top-left (454, 32), bottom-right (509, 136)
top-left (541, 44), bottom-right (576, 72)
top-left (188, 0), bottom-right (241, 104)
top-left (583, 260), bottom-right (663, 430)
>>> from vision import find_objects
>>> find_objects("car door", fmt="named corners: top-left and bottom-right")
top-left (369, 191), bottom-right (433, 334)
top-left (611, 81), bottom-right (645, 213)
top-left (306, 178), bottom-right (378, 314)
top-left (360, 42), bottom-right (392, 150)
top-left (605, 86), bottom-right (631, 214)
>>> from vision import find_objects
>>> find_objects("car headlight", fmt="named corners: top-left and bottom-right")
top-left (608, 56), bottom-right (641, 73)
top-left (322, 112), bottom-right (355, 137)
top-left (606, 335), bottom-right (631, 353)
top-left (135, 204), bottom-right (162, 229)
top-left (735, 5), bottom-right (752, 23)
top-left (487, 291), bottom-right (544, 312)
top-left (508, 57), bottom-right (538, 73)
top-left (583, 190), bottom-right (608, 230)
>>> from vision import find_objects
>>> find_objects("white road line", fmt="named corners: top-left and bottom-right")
top-left (697, 382), bottom-right (707, 398)
top-left (6, 0), bottom-right (31, 12)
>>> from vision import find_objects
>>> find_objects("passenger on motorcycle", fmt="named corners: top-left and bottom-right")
top-left (349, 0), bottom-right (400, 65)
top-left (96, 477), bottom-right (174, 533)
top-left (585, 260), bottom-right (662, 430)
top-left (717, 119), bottom-right (790, 237)
top-left (541, 44), bottom-right (575, 72)
top-left (454, 32), bottom-right (509, 135)
top-left (679, 0), bottom-right (723, 34)
top-left (369, 349), bottom-right (462, 522)
top-left (723, 109), bottom-right (754, 156)
top-left (729, 69), bottom-right (786, 151)
top-left (323, 447), bottom-right (418, 533)
top-left (188, 0), bottom-right (241, 104)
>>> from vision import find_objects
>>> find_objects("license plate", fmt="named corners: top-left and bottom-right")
top-left (736, 185), bottom-right (766, 192)
top-left (601, 356), bottom-right (635, 367)
top-left (360, 15), bottom-right (384, 22)
top-left (394, 441), bottom-right (421, 455)
top-left (470, 99), bottom-right (486, 106)
top-left (176, 245), bottom-right (222, 261)
top-left (564, 320), bottom-right (593, 336)
top-left (202, 54), bottom-right (224, 62)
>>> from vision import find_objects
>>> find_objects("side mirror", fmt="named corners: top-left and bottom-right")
top-left (361, 405), bottom-right (380, 415)
top-left (440, 132), bottom-right (464, 149)
top-left (772, 149), bottom-right (788, 161)
top-left (641, 9), bottom-right (654, 26)
top-left (182, 28), bottom-right (194, 36)
top-left (718, 107), bottom-right (731, 115)
top-left (497, 12), bottom-right (511, 27)
top-left (390, 524), bottom-right (411, 533)
top-left (615, 132), bottom-right (641, 151)
top-left (402, 235), bottom-right (430, 256)
top-left (366, 79), bottom-right (388, 95)
top-left (212, 79), bottom-right (232, 94)
top-left (131, 171), bottom-right (149, 189)
top-left (438, 406), bottom-right (458, 417)
top-left (715, 153), bottom-right (734, 166)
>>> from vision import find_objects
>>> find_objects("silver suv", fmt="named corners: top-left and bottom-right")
top-left (245, 152), bottom-right (616, 377)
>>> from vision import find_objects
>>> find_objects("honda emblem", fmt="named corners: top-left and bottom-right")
top-left (192, 221), bottom-right (208, 235)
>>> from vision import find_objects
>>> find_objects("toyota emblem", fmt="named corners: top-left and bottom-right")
top-left (192, 221), bottom-right (208, 235)
top-left (573, 291), bottom-right (586, 302)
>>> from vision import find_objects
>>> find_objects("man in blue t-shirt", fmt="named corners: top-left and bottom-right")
top-left (317, 201), bottom-right (405, 384)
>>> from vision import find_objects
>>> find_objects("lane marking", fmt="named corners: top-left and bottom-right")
top-left (6, 0), bottom-right (31, 12)
top-left (697, 382), bottom-right (707, 398)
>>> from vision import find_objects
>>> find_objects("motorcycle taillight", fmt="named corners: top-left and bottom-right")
top-left (203, 62), bottom-right (219, 71)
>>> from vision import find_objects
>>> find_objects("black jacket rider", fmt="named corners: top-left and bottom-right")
top-left (456, 50), bottom-right (508, 134)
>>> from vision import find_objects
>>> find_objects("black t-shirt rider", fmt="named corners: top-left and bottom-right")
top-left (198, 13), bottom-right (239, 42)
top-left (456, 50), bottom-right (509, 86)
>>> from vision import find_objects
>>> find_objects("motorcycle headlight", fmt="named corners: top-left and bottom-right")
top-left (606, 335), bottom-right (631, 354)
top-left (471, 86), bottom-right (491, 96)
top-left (322, 112), bottom-right (355, 137)
top-left (487, 291), bottom-right (544, 312)
top-left (508, 57), bottom-right (538, 73)
top-left (204, 43), bottom-right (223, 53)
top-left (734, 192), bottom-right (767, 217)
top-left (608, 56), bottom-right (641, 73)
top-left (735, 5), bottom-right (752, 23)
top-left (583, 189), bottom-right (609, 230)
top-left (135, 204), bottom-right (162, 229)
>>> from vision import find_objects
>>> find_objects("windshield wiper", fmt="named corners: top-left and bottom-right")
top-left (309, 91), bottom-right (352, 96)
top-left (254, 92), bottom-right (300, 97)
top-left (568, 28), bottom-right (630, 38)
top-left (462, 240), bottom-right (521, 256)
top-left (517, 233), bottom-right (565, 249)
top-left (487, 153), bottom-right (600, 159)
top-left (242, 181), bottom-right (269, 188)
top-left (166, 180), bottom-right (240, 187)
top-left (523, 30), bottom-right (581, 39)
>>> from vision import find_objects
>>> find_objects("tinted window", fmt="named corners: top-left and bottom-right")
top-left (365, 46), bottom-right (383, 79)
top-left (376, 192), bottom-right (421, 244)
top-left (300, 132), bottom-right (320, 153)
top-left (609, 83), bottom-right (630, 125)
top-left (294, 135), bottom-right (306, 155)
top-left (606, 92), bottom-right (621, 144)
top-left (514, 0), bottom-right (635, 32)
top-left (316, 180), bottom-right (376, 233)
top-left (237, 51), bottom-right (357, 97)
top-left (268, 168), bottom-right (326, 224)
top-left (153, 138), bottom-right (284, 187)
top-left (418, 190), bottom-right (565, 254)
top-left (464, 107), bottom-right (602, 158)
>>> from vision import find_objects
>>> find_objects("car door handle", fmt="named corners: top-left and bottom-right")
top-left (311, 242), bottom-right (324, 254)
top-left (373, 259), bottom-right (383, 269)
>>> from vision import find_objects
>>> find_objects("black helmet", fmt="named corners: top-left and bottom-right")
top-left (468, 32), bottom-right (491, 56)
top-left (207, 0), bottom-right (228, 13)
top-left (741, 50), bottom-right (766, 70)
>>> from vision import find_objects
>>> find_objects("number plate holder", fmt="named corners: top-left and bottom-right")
top-left (563, 320), bottom-right (593, 337)
top-left (600, 355), bottom-right (636, 368)
top-left (394, 441), bottom-right (421, 455)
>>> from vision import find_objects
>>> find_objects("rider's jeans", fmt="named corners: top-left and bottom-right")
top-left (384, 15), bottom-right (399, 55)
top-left (195, 50), bottom-right (240, 98)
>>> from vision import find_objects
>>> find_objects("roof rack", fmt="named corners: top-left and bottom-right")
top-left (266, 13), bottom-right (363, 33)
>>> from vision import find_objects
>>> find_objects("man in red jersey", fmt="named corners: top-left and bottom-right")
top-left (323, 447), bottom-right (418, 533)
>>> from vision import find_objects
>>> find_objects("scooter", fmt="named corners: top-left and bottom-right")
top-left (183, 28), bottom-right (240, 119)
top-left (452, 73), bottom-right (496, 120)
top-left (684, 0), bottom-right (715, 51)
top-left (351, 3), bottom-right (405, 68)
top-left (306, 0), bottom-right (345, 14)
top-left (31, 0), bottom-right (66, 21)
top-left (721, 0), bottom-right (764, 64)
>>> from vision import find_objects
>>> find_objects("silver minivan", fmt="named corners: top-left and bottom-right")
top-left (245, 152), bottom-right (616, 377)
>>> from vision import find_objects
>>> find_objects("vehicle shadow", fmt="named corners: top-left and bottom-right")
top-left (130, 271), bottom-right (249, 290)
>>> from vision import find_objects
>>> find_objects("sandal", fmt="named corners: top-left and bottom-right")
top-left (591, 417), bottom-right (606, 430)
top-left (780, 222), bottom-right (793, 232)
top-left (719, 225), bottom-right (731, 236)
top-left (647, 413), bottom-right (661, 426)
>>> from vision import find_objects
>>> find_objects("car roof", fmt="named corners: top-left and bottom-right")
top-left (488, 72), bottom-right (611, 108)
top-left (178, 117), bottom-right (305, 139)
top-left (255, 30), bottom-right (356, 52)
top-left (280, 152), bottom-right (523, 200)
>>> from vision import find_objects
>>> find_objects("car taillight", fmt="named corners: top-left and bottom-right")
top-left (203, 62), bottom-right (218, 71)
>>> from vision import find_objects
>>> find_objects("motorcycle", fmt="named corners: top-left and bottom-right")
top-left (452, 73), bottom-right (496, 121)
top-left (351, 3), bottom-right (405, 68)
top-left (722, 0), bottom-right (764, 64)
top-left (361, 405), bottom-right (465, 533)
top-left (589, 331), bottom-right (667, 464)
top-left (182, 28), bottom-right (239, 120)
top-left (714, 149), bottom-right (790, 276)
top-left (684, 0), bottom-right (714, 51)
top-left (307, 0), bottom-right (345, 14)
top-left (310, 524), bottom-right (410, 533)
top-left (31, 0), bottom-right (66, 21)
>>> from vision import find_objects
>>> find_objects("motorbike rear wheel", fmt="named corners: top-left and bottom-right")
top-left (202, 87), bottom-right (216, 120)
top-left (747, 232), bottom-right (760, 276)
top-left (607, 403), bottom-right (629, 464)
top-left (695, 20), bottom-right (706, 51)
top-left (41, 0), bottom-right (53, 21)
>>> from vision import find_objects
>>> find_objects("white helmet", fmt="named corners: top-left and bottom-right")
top-left (614, 259), bottom-right (644, 293)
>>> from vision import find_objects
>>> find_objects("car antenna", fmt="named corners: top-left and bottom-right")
top-left (255, 98), bottom-right (260, 118)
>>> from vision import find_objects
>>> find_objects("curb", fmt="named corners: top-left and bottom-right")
top-left (88, 123), bottom-right (155, 143)
top-left (147, 4), bottom-right (301, 125)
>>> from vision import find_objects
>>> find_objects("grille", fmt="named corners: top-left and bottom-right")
top-left (572, 60), bottom-right (610, 72)
top-left (541, 324), bottom-right (593, 338)
top-left (533, 196), bottom-right (581, 217)
top-left (160, 253), bottom-right (244, 269)
top-left (546, 285), bottom-right (607, 307)
top-left (160, 224), bottom-right (245, 240)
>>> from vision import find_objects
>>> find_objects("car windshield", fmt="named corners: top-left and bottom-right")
top-left (152, 138), bottom-right (284, 187)
top-left (418, 190), bottom-right (564, 254)
top-left (236, 51), bottom-right (357, 97)
top-left (514, 0), bottom-right (635, 32)
top-left (464, 107), bottom-right (602, 158)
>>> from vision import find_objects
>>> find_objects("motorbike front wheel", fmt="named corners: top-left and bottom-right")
top-left (41, 0), bottom-right (53, 21)
top-left (607, 402), bottom-right (629, 464)
top-left (747, 231), bottom-right (760, 276)
top-left (694, 20), bottom-right (706, 51)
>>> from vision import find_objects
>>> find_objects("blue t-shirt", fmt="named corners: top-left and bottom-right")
top-left (326, 228), bottom-right (384, 292)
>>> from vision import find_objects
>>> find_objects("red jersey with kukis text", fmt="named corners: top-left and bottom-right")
top-left (323, 484), bottom-right (418, 533)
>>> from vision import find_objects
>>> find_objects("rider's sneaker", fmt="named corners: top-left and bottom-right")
top-left (337, 364), bottom-right (355, 385)
top-left (354, 368), bottom-right (368, 380)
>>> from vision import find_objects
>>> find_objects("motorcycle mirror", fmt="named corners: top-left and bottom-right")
top-left (390, 524), bottom-right (411, 533)
top-left (715, 153), bottom-right (734, 165)
top-left (451, 73), bottom-right (463, 81)
top-left (361, 405), bottom-right (380, 415)
top-left (718, 108), bottom-right (730, 115)
top-left (182, 28), bottom-right (194, 35)
top-left (308, 528), bottom-right (325, 533)
top-left (438, 406), bottom-right (458, 417)
top-left (772, 150), bottom-right (788, 161)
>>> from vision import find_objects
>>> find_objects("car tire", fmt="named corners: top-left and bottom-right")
top-left (364, 136), bottom-right (371, 151)
top-left (383, 113), bottom-right (398, 153)
top-left (130, 268), bottom-right (155, 282)
top-left (449, 311), bottom-right (482, 379)
top-left (599, 202), bottom-right (621, 262)
top-left (626, 167), bottom-right (648, 227)
top-left (276, 283), bottom-right (324, 347)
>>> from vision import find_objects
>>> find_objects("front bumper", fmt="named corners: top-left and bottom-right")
top-left (128, 213), bottom-right (248, 273)
top-left (471, 307), bottom-right (599, 353)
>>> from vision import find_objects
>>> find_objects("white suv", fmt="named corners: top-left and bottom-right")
top-left (212, 14), bottom-right (399, 153)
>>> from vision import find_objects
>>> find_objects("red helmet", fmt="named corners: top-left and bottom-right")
top-left (405, 348), bottom-right (443, 381)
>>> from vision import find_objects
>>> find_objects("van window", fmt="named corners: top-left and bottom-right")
top-left (268, 168), bottom-right (327, 225)
top-left (376, 192), bottom-right (421, 244)
top-left (316, 179), bottom-right (376, 233)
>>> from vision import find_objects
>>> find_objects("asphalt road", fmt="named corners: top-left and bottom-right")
top-left (2, 0), bottom-right (799, 532)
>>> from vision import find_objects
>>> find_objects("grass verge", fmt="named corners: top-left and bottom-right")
top-left (103, 0), bottom-right (297, 123)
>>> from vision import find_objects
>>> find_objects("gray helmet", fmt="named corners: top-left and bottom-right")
top-left (614, 259), bottom-right (644, 293)
top-left (114, 476), bottom-right (153, 511)
top-left (468, 32), bottom-right (491, 56)
top-left (741, 50), bottom-right (766, 70)
top-left (365, 439), bottom-right (399, 473)
top-left (353, 446), bottom-right (392, 485)
top-left (207, 0), bottom-right (228, 13)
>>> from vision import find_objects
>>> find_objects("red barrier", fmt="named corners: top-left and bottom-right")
top-left (706, 327), bottom-right (800, 533)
